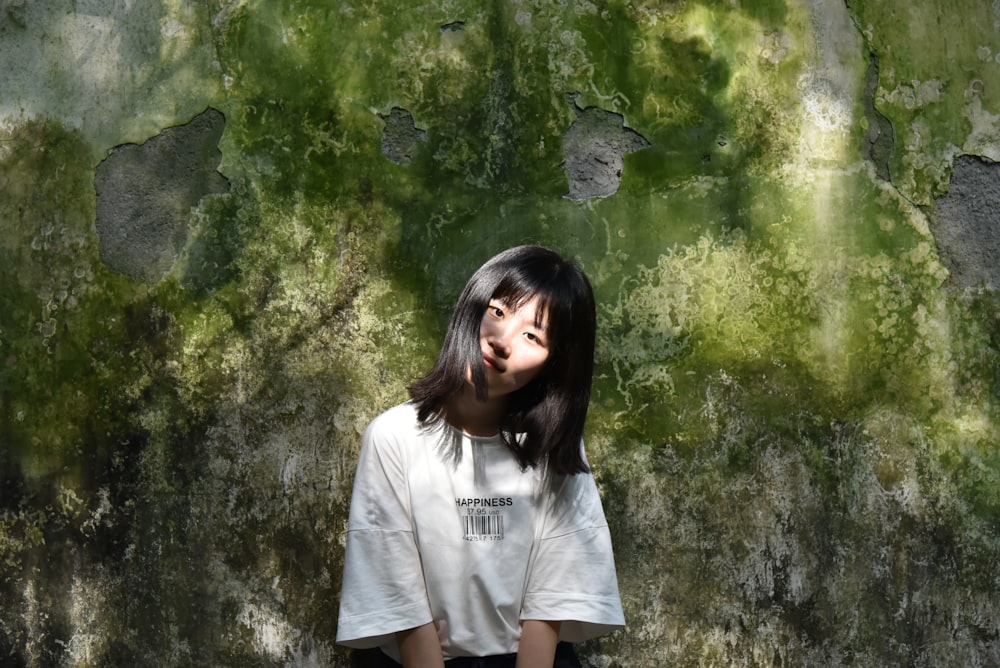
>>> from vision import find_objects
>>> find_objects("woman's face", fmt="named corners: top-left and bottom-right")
top-left (472, 295), bottom-right (550, 399)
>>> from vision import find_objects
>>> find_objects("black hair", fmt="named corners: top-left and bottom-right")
top-left (408, 245), bottom-right (596, 475)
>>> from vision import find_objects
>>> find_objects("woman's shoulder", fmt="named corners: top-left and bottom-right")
top-left (361, 402), bottom-right (446, 467)
top-left (365, 401), bottom-right (419, 432)
top-left (363, 401), bottom-right (437, 446)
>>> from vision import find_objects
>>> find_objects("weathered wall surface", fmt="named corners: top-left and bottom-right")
top-left (2, 0), bottom-right (1000, 666)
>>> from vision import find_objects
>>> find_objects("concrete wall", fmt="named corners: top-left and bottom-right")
top-left (2, 1), bottom-right (1000, 665)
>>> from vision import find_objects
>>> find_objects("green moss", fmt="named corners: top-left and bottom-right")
top-left (4, 0), bottom-right (1000, 665)
top-left (847, 0), bottom-right (1000, 203)
top-left (0, 120), bottom-right (142, 473)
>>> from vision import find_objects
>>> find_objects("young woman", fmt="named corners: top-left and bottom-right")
top-left (337, 246), bottom-right (624, 667)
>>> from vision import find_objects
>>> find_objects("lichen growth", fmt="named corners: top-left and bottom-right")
top-left (3, 1), bottom-right (1000, 666)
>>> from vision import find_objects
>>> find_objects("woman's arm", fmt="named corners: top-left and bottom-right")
top-left (396, 623), bottom-right (445, 668)
top-left (515, 620), bottom-right (561, 668)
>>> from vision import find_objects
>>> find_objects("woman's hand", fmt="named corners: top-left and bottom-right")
top-left (515, 619), bottom-right (561, 668)
top-left (396, 623), bottom-right (445, 668)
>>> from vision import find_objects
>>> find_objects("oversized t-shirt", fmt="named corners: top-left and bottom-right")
top-left (336, 402), bottom-right (624, 660)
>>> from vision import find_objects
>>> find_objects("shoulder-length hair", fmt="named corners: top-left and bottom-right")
top-left (408, 245), bottom-right (596, 475)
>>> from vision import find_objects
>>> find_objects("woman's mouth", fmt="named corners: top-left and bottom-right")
top-left (483, 354), bottom-right (504, 372)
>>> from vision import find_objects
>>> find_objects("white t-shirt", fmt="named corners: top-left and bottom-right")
top-left (336, 402), bottom-right (625, 660)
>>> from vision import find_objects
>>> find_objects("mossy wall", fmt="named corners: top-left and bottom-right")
top-left (2, 0), bottom-right (1000, 665)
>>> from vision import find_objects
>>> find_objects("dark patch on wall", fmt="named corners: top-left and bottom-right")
top-left (932, 154), bottom-right (1000, 290)
top-left (2, 0), bottom-right (27, 29)
top-left (94, 108), bottom-right (229, 283)
top-left (378, 107), bottom-right (427, 164)
top-left (562, 97), bottom-right (650, 200)
top-left (862, 54), bottom-right (895, 181)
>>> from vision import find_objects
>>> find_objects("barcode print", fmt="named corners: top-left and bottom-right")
top-left (464, 514), bottom-right (504, 540)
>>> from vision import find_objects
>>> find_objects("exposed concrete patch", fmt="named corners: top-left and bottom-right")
top-left (863, 54), bottom-right (895, 181)
top-left (932, 154), bottom-right (1000, 290)
top-left (562, 98), bottom-right (650, 200)
top-left (801, 0), bottom-right (863, 135)
top-left (378, 107), bottom-right (426, 164)
top-left (94, 108), bottom-right (229, 283)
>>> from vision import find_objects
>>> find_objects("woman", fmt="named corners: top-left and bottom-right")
top-left (337, 246), bottom-right (624, 667)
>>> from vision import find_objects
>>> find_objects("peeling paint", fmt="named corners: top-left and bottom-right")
top-left (2, 0), bottom-right (1000, 666)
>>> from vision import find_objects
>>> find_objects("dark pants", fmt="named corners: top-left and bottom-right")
top-left (369, 642), bottom-right (582, 668)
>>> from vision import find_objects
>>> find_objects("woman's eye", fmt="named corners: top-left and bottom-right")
top-left (490, 305), bottom-right (504, 318)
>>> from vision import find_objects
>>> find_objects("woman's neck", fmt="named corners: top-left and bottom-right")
top-left (443, 385), bottom-right (506, 437)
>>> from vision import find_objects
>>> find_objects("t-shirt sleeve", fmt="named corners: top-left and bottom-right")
top-left (336, 416), bottom-right (433, 648)
top-left (520, 462), bottom-right (626, 642)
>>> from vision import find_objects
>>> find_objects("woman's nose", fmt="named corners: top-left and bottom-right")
top-left (487, 330), bottom-right (511, 357)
